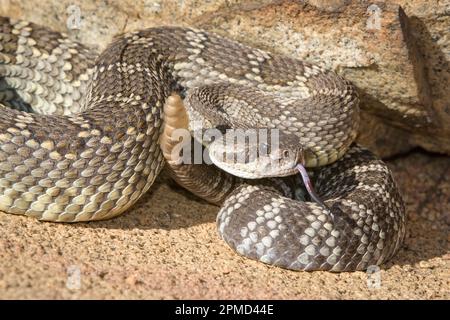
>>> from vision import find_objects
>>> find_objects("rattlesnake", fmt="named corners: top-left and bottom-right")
top-left (0, 17), bottom-right (405, 271)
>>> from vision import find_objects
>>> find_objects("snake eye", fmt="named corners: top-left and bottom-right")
top-left (283, 150), bottom-right (290, 158)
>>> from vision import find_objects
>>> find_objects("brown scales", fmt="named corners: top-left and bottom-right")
top-left (0, 16), bottom-right (405, 271)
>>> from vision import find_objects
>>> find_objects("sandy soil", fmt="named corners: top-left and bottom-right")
top-left (0, 150), bottom-right (448, 299)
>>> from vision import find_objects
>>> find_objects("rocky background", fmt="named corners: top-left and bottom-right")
top-left (0, 0), bottom-right (448, 299)
top-left (1, 0), bottom-right (449, 157)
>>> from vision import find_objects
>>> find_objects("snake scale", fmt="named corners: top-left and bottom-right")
top-left (0, 17), bottom-right (405, 271)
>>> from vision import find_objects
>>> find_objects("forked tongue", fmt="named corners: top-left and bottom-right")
top-left (296, 164), bottom-right (334, 219)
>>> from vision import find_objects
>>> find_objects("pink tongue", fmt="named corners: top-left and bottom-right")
top-left (296, 164), bottom-right (334, 218)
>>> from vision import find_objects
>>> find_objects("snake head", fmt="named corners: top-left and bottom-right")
top-left (208, 128), bottom-right (305, 179)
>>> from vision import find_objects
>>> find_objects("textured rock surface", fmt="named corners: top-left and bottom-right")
top-left (0, 150), bottom-right (448, 299)
top-left (0, 0), bottom-right (448, 300)
top-left (1, 0), bottom-right (449, 157)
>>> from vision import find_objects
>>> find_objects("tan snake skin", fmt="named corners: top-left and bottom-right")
top-left (0, 17), bottom-right (405, 271)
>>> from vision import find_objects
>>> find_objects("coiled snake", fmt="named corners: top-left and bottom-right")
top-left (0, 17), bottom-right (405, 271)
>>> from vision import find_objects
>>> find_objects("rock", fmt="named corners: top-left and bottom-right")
top-left (0, 0), bottom-right (449, 158)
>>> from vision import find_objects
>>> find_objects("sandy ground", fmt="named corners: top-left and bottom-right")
top-left (0, 150), bottom-right (448, 299)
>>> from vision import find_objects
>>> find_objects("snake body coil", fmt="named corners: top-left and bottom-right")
top-left (0, 17), bottom-right (405, 271)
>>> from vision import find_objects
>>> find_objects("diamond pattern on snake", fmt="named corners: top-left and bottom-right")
top-left (0, 17), bottom-right (405, 271)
